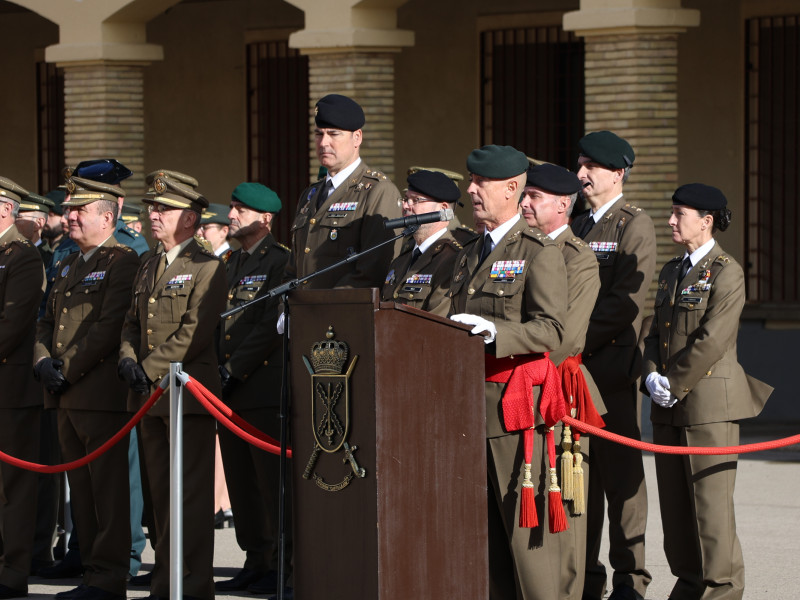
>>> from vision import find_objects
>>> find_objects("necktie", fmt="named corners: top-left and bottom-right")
top-left (576, 215), bottom-right (595, 239)
top-left (315, 179), bottom-right (334, 210)
top-left (154, 253), bottom-right (168, 281)
top-left (409, 247), bottom-right (422, 267)
top-left (478, 234), bottom-right (493, 265)
top-left (237, 250), bottom-right (250, 272)
top-left (679, 256), bottom-right (692, 281)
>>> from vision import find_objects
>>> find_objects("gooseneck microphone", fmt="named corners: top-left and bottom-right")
top-left (384, 208), bottom-right (454, 229)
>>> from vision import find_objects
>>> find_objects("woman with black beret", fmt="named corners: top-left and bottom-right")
top-left (642, 183), bottom-right (772, 600)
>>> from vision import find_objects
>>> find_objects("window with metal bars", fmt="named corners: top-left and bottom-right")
top-left (36, 61), bottom-right (65, 194)
top-left (246, 40), bottom-right (310, 246)
top-left (745, 15), bottom-right (800, 305)
top-left (479, 25), bottom-right (584, 169)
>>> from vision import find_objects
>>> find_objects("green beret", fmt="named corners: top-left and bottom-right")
top-left (672, 183), bottom-right (727, 211)
top-left (578, 131), bottom-right (635, 170)
top-left (201, 203), bottom-right (231, 226)
top-left (45, 188), bottom-right (67, 214)
top-left (407, 170), bottom-right (461, 203)
top-left (0, 176), bottom-right (30, 204)
top-left (19, 192), bottom-right (54, 213)
top-left (314, 94), bottom-right (365, 131)
top-left (525, 164), bottom-right (582, 196)
top-left (466, 145), bottom-right (528, 179)
top-left (231, 182), bottom-right (282, 213)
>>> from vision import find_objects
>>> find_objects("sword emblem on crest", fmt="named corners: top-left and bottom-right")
top-left (302, 326), bottom-right (364, 492)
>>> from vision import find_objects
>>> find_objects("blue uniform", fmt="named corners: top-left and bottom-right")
top-left (114, 219), bottom-right (149, 256)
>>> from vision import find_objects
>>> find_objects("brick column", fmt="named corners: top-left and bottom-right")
top-left (306, 52), bottom-right (398, 182)
top-left (60, 62), bottom-right (147, 194)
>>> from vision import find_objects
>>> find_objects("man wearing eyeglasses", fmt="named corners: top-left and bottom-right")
top-left (119, 173), bottom-right (226, 600)
top-left (380, 169), bottom-right (468, 316)
top-left (285, 94), bottom-right (402, 289)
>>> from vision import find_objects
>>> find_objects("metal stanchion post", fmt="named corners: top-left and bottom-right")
top-left (169, 362), bottom-right (183, 600)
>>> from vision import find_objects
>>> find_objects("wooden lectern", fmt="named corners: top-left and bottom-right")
top-left (288, 288), bottom-right (488, 599)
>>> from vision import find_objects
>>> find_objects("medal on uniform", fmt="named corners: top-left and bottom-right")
top-left (489, 260), bottom-right (525, 282)
top-left (330, 229), bottom-right (338, 241)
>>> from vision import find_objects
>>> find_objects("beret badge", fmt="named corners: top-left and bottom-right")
top-left (153, 177), bottom-right (168, 194)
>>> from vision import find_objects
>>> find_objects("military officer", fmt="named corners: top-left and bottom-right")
top-left (381, 169), bottom-right (465, 316)
top-left (285, 94), bottom-right (402, 289)
top-left (15, 193), bottom-right (54, 265)
top-left (214, 183), bottom-right (291, 596)
top-left (570, 131), bottom-right (656, 600)
top-left (34, 177), bottom-right (140, 600)
top-left (119, 173), bottom-right (226, 600)
top-left (120, 204), bottom-right (144, 234)
top-left (520, 163), bottom-right (605, 600)
top-left (198, 203), bottom-right (232, 259)
top-left (0, 176), bottom-right (46, 600)
top-left (643, 184), bottom-right (772, 600)
top-left (447, 145), bottom-right (568, 600)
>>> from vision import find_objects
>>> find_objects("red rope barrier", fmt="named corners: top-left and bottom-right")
top-left (563, 415), bottom-right (800, 455)
top-left (0, 385), bottom-right (165, 473)
top-left (183, 377), bottom-right (290, 458)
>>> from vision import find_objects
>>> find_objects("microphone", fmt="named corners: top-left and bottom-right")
top-left (384, 208), bottom-right (454, 229)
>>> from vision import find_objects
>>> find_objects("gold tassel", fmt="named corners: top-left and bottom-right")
top-left (572, 438), bottom-right (585, 515)
top-left (560, 424), bottom-right (574, 501)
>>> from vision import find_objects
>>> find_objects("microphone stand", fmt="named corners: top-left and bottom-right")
top-left (219, 224), bottom-right (416, 600)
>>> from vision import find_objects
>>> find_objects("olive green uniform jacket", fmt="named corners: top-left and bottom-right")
top-left (381, 229), bottom-right (463, 317)
top-left (286, 161), bottom-right (402, 289)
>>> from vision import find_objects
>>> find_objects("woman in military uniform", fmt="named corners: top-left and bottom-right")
top-left (642, 183), bottom-right (772, 600)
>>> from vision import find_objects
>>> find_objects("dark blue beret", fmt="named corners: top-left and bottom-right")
top-left (525, 163), bottom-right (582, 195)
top-left (407, 170), bottom-right (461, 203)
top-left (578, 131), bottom-right (635, 170)
top-left (466, 145), bottom-right (528, 179)
top-left (315, 94), bottom-right (365, 131)
top-left (672, 183), bottom-right (727, 211)
top-left (73, 159), bottom-right (133, 185)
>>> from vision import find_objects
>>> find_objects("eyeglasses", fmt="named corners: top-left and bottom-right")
top-left (147, 204), bottom-right (183, 215)
top-left (401, 195), bottom-right (435, 205)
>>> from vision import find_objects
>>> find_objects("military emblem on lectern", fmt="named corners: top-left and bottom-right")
top-left (302, 326), bottom-right (364, 492)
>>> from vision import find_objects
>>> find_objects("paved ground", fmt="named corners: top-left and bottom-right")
top-left (26, 414), bottom-right (800, 600)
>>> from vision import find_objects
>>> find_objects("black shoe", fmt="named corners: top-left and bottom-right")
top-left (37, 557), bottom-right (83, 579)
top-left (215, 568), bottom-right (263, 592)
top-left (247, 572), bottom-right (279, 595)
top-left (54, 585), bottom-right (88, 600)
top-left (609, 584), bottom-right (644, 600)
top-left (79, 586), bottom-right (125, 600)
top-left (0, 584), bottom-right (26, 599)
top-left (128, 572), bottom-right (152, 586)
top-left (214, 509), bottom-right (234, 529)
top-left (265, 588), bottom-right (293, 600)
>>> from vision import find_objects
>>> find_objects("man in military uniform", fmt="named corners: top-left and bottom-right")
top-left (121, 204), bottom-right (144, 234)
top-left (119, 174), bottom-right (226, 600)
top-left (34, 177), bottom-right (140, 600)
top-left (520, 163), bottom-right (604, 600)
top-left (214, 183), bottom-right (291, 596)
top-left (447, 146), bottom-right (568, 600)
top-left (406, 165), bottom-right (478, 246)
top-left (570, 131), bottom-right (656, 600)
top-left (380, 169), bottom-right (464, 316)
top-left (0, 176), bottom-right (46, 600)
top-left (285, 94), bottom-right (402, 289)
top-left (198, 203), bottom-right (232, 259)
top-left (16, 193), bottom-right (54, 266)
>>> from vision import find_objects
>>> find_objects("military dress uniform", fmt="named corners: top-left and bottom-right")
top-left (571, 196), bottom-right (656, 598)
top-left (34, 237), bottom-right (140, 597)
top-left (218, 233), bottom-right (290, 581)
top-left (120, 237), bottom-right (227, 600)
top-left (114, 218), bottom-right (148, 256)
top-left (448, 216), bottom-right (568, 600)
top-left (643, 242), bottom-right (771, 600)
top-left (286, 161), bottom-right (402, 289)
top-left (0, 223), bottom-right (46, 596)
top-left (381, 230), bottom-right (463, 317)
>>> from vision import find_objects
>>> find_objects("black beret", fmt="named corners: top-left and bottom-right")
top-left (72, 159), bottom-right (133, 185)
top-left (315, 94), bottom-right (365, 131)
top-left (525, 163), bottom-right (582, 195)
top-left (672, 183), bottom-right (727, 211)
top-left (407, 170), bottom-right (461, 203)
top-left (578, 131), bottom-right (635, 170)
top-left (466, 145), bottom-right (528, 179)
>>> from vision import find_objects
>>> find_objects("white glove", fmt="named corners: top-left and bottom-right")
top-left (276, 312), bottom-right (286, 336)
top-left (449, 313), bottom-right (497, 344)
top-left (645, 372), bottom-right (676, 407)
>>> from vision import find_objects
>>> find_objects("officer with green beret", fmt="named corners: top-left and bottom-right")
top-left (285, 93), bottom-right (402, 289)
top-left (380, 169), bottom-right (465, 316)
top-left (215, 182), bottom-right (292, 596)
top-left (447, 145), bottom-right (569, 600)
top-left (16, 193), bottom-right (55, 265)
top-left (198, 203), bottom-right (232, 259)
top-left (571, 131), bottom-right (656, 600)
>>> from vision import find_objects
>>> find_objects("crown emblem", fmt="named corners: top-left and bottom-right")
top-left (310, 326), bottom-right (348, 374)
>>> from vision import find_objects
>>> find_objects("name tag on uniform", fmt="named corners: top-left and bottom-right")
top-left (680, 296), bottom-right (702, 304)
top-left (406, 273), bottom-right (432, 285)
top-left (239, 274), bottom-right (267, 286)
top-left (489, 260), bottom-right (525, 282)
top-left (589, 241), bottom-right (618, 253)
top-left (402, 286), bottom-right (423, 293)
top-left (329, 202), bottom-right (357, 212)
top-left (82, 271), bottom-right (106, 285)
